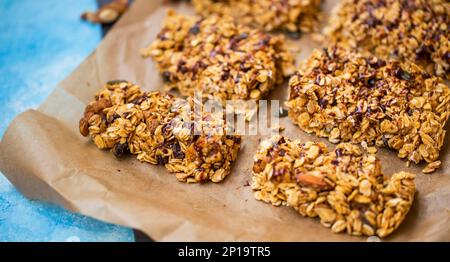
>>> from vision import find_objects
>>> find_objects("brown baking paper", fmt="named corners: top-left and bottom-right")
top-left (1, 0), bottom-right (449, 241)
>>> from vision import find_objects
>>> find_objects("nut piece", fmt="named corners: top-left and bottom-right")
top-left (142, 10), bottom-right (295, 102)
top-left (191, 0), bottom-right (323, 35)
top-left (252, 135), bottom-right (416, 238)
top-left (324, 0), bottom-right (449, 78)
top-left (286, 46), bottom-right (450, 173)
top-left (81, 0), bottom-right (129, 25)
top-left (79, 81), bottom-right (242, 183)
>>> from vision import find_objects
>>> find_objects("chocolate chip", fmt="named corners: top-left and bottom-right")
top-left (113, 143), bottom-right (129, 158)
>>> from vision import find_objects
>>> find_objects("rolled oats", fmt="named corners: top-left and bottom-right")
top-left (286, 46), bottom-right (450, 173)
top-left (252, 135), bottom-right (416, 238)
top-left (142, 10), bottom-right (295, 102)
top-left (79, 81), bottom-right (242, 183)
top-left (325, 0), bottom-right (450, 78)
top-left (422, 160), bottom-right (442, 174)
top-left (191, 0), bottom-right (323, 35)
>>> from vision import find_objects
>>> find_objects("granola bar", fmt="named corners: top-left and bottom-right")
top-left (286, 47), bottom-right (450, 173)
top-left (142, 10), bottom-right (295, 102)
top-left (252, 135), bottom-right (416, 238)
top-left (191, 0), bottom-right (322, 35)
top-left (325, 0), bottom-right (450, 78)
top-left (79, 80), bottom-right (242, 183)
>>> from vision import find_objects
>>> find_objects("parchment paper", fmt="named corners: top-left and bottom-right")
top-left (1, 0), bottom-right (449, 241)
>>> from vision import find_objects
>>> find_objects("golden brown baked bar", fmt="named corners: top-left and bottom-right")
top-left (142, 10), bottom-right (295, 102)
top-left (79, 80), bottom-right (241, 183)
top-left (252, 135), bottom-right (416, 238)
top-left (325, 0), bottom-right (449, 78)
top-left (192, 0), bottom-right (322, 35)
top-left (286, 46), bottom-right (450, 173)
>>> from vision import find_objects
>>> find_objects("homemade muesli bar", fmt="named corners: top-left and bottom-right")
top-left (252, 135), bottom-right (416, 238)
top-left (286, 47), bottom-right (450, 173)
top-left (142, 10), bottom-right (295, 102)
top-left (79, 80), bottom-right (241, 183)
top-left (325, 0), bottom-right (449, 78)
top-left (191, 0), bottom-right (322, 35)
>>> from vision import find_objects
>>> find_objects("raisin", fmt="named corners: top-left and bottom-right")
top-left (107, 113), bottom-right (121, 124)
top-left (172, 143), bottom-right (185, 159)
top-left (318, 98), bottom-right (328, 108)
top-left (189, 24), bottom-right (200, 35)
top-left (221, 71), bottom-right (230, 81)
top-left (156, 155), bottom-right (168, 165)
top-left (367, 76), bottom-right (377, 87)
top-left (286, 30), bottom-right (301, 39)
top-left (416, 45), bottom-right (431, 60)
top-left (274, 107), bottom-right (288, 117)
top-left (162, 71), bottom-right (172, 83)
top-left (113, 143), bottom-right (129, 158)
top-left (394, 67), bottom-right (412, 81)
top-left (107, 80), bottom-right (127, 85)
top-left (335, 148), bottom-right (343, 158)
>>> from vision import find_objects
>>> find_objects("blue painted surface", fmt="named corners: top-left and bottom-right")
top-left (0, 0), bottom-right (134, 242)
